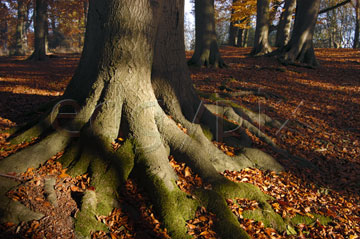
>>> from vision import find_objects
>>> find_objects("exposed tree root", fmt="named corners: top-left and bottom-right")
top-left (155, 110), bottom-right (286, 237)
top-left (0, 131), bottom-right (70, 224)
top-left (0, 132), bottom-right (70, 174)
top-left (204, 103), bottom-right (319, 170)
top-left (0, 178), bottom-right (44, 224)
top-left (1, 95), bottom-right (319, 238)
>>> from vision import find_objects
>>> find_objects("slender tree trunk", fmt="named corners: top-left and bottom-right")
top-left (1, 22), bottom-right (8, 52)
top-left (14, 0), bottom-right (27, 56)
top-left (251, 0), bottom-right (272, 56)
top-left (188, 0), bottom-right (226, 67)
top-left (275, 0), bottom-right (296, 47)
top-left (228, 0), bottom-right (239, 46)
top-left (243, 28), bottom-right (249, 47)
top-left (228, 21), bottom-right (239, 46)
top-left (274, 0), bottom-right (321, 66)
top-left (28, 0), bottom-right (47, 60)
top-left (236, 28), bottom-right (243, 47)
top-left (354, 0), bottom-right (360, 48)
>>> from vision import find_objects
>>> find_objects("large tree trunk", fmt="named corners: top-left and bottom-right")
top-left (251, 0), bottom-right (272, 55)
top-left (13, 0), bottom-right (27, 56)
top-left (188, 0), bottom-right (226, 67)
top-left (273, 0), bottom-right (321, 66)
top-left (354, 0), bottom-right (360, 48)
top-left (28, 0), bottom-right (47, 61)
top-left (0, 0), bottom-right (295, 238)
top-left (275, 0), bottom-right (296, 47)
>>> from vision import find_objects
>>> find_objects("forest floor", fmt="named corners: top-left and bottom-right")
top-left (0, 47), bottom-right (359, 238)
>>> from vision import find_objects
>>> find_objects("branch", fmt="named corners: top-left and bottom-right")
top-left (0, 173), bottom-right (22, 181)
top-left (318, 0), bottom-right (351, 14)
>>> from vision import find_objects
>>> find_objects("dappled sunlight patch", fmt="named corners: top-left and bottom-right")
top-left (223, 168), bottom-right (360, 237)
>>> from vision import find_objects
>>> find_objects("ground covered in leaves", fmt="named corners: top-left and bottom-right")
top-left (0, 47), bottom-right (359, 238)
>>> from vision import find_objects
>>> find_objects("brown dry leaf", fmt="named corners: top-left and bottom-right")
top-left (184, 167), bottom-right (192, 177)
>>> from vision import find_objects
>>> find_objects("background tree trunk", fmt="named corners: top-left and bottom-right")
top-left (275, 0), bottom-right (296, 47)
top-left (188, 0), bottom-right (226, 67)
top-left (13, 0), bottom-right (27, 56)
top-left (236, 28), bottom-right (243, 47)
top-left (243, 28), bottom-right (249, 47)
top-left (228, 21), bottom-right (239, 46)
top-left (28, 0), bottom-right (47, 60)
top-left (228, 0), bottom-right (239, 46)
top-left (251, 0), bottom-right (272, 55)
top-left (353, 0), bottom-right (360, 48)
top-left (275, 0), bottom-right (321, 66)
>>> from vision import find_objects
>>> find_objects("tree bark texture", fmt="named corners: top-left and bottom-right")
top-left (228, 0), bottom-right (239, 46)
top-left (228, 21), bottom-right (239, 46)
top-left (28, 0), bottom-right (47, 60)
top-left (273, 0), bottom-right (321, 66)
top-left (13, 0), bottom-right (27, 56)
top-left (188, 0), bottom-right (226, 67)
top-left (275, 0), bottom-right (296, 47)
top-left (354, 0), bottom-right (360, 48)
top-left (251, 0), bottom-right (272, 56)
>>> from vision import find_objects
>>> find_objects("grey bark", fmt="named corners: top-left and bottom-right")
top-left (274, 0), bottom-right (321, 66)
top-left (275, 0), bottom-right (296, 47)
top-left (318, 0), bottom-right (351, 14)
top-left (13, 0), bottom-right (27, 55)
top-left (354, 0), bottom-right (360, 48)
top-left (251, 0), bottom-right (272, 56)
top-left (28, 0), bottom-right (47, 60)
top-left (188, 0), bottom-right (226, 67)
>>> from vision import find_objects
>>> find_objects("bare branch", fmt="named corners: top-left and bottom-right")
top-left (318, 0), bottom-right (351, 14)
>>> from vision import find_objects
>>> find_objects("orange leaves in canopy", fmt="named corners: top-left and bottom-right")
top-left (232, 0), bottom-right (257, 28)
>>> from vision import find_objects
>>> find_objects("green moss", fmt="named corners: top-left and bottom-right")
top-left (145, 178), bottom-right (196, 238)
top-left (211, 179), bottom-right (286, 232)
top-left (229, 102), bottom-right (254, 115)
top-left (9, 125), bottom-right (44, 145)
top-left (194, 189), bottom-right (250, 239)
top-left (212, 179), bottom-right (272, 202)
top-left (0, 126), bottom-right (20, 135)
top-left (290, 213), bottom-right (331, 226)
top-left (59, 140), bottom-right (82, 168)
top-left (209, 93), bottom-right (221, 102)
top-left (200, 125), bottom-right (213, 141)
top-left (75, 191), bottom-right (108, 238)
top-left (113, 140), bottom-right (135, 182)
top-left (67, 150), bottom-right (91, 177)
top-left (91, 170), bottom-right (119, 216)
top-left (134, 154), bottom-right (198, 239)
top-left (243, 208), bottom-right (285, 231)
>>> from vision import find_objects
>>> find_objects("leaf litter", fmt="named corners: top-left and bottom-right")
top-left (1, 47), bottom-right (360, 238)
